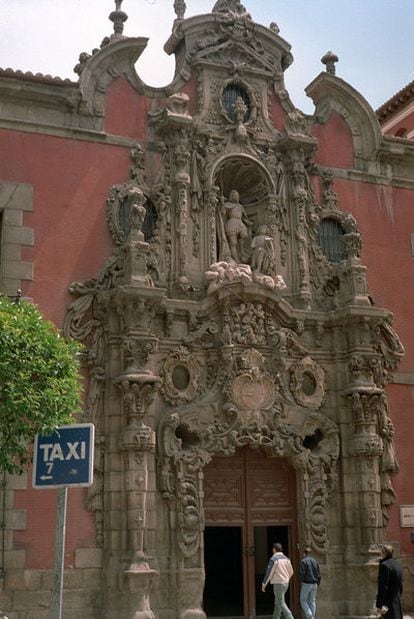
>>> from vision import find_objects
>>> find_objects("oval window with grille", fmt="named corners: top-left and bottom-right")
top-left (222, 83), bottom-right (251, 122)
top-left (319, 218), bottom-right (346, 263)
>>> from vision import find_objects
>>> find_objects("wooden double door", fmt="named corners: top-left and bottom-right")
top-left (203, 448), bottom-right (298, 619)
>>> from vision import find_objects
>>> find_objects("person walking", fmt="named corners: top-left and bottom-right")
top-left (376, 544), bottom-right (403, 619)
top-left (299, 546), bottom-right (321, 619)
top-left (261, 542), bottom-right (295, 619)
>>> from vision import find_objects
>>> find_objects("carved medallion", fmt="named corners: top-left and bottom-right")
top-left (230, 348), bottom-right (275, 412)
top-left (232, 374), bottom-right (274, 411)
top-left (290, 355), bottom-right (325, 409)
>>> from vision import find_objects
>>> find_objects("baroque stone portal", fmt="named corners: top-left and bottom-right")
top-left (63, 1), bottom-right (404, 617)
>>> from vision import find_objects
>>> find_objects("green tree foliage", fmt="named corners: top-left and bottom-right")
top-left (0, 297), bottom-right (82, 474)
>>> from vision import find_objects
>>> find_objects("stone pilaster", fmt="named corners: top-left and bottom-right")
top-left (342, 357), bottom-right (384, 560)
top-left (114, 338), bottom-right (161, 619)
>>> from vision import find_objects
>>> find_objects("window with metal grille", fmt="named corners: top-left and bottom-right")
top-left (223, 84), bottom-right (250, 122)
top-left (319, 218), bottom-right (347, 263)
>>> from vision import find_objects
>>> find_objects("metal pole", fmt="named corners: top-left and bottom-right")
top-left (52, 486), bottom-right (67, 619)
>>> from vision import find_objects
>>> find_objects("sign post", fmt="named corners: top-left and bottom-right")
top-left (33, 423), bottom-right (94, 619)
top-left (52, 486), bottom-right (67, 619)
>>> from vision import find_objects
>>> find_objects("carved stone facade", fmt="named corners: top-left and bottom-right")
top-left (62, 3), bottom-right (404, 617)
top-left (1, 1), bottom-right (413, 619)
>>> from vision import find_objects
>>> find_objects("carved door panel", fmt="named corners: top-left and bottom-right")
top-left (203, 448), bottom-right (297, 618)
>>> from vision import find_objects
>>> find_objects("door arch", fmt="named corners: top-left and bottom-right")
top-left (203, 447), bottom-right (298, 618)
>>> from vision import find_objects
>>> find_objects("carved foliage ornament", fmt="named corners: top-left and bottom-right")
top-left (160, 346), bottom-right (202, 405)
top-left (290, 356), bottom-right (326, 409)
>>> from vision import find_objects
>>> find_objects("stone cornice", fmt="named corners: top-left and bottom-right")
top-left (0, 71), bottom-right (80, 112)
top-left (306, 72), bottom-right (414, 183)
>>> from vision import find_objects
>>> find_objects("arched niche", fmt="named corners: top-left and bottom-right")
top-left (212, 154), bottom-right (274, 215)
top-left (210, 155), bottom-right (277, 264)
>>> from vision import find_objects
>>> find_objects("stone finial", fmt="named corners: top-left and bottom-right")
top-left (321, 51), bottom-right (339, 75)
top-left (174, 0), bottom-right (187, 20)
top-left (109, 0), bottom-right (128, 37)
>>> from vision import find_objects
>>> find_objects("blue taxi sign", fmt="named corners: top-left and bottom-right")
top-left (33, 423), bottom-right (94, 488)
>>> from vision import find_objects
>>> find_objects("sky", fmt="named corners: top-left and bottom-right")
top-left (0, 0), bottom-right (413, 114)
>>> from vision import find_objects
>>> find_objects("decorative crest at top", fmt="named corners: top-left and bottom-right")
top-left (109, 0), bottom-right (128, 37)
top-left (212, 0), bottom-right (251, 20)
top-left (174, 0), bottom-right (187, 20)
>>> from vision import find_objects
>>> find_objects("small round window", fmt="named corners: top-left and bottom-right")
top-left (302, 372), bottom-right (317, 396)
top-left (319, 218), bottom-right (346, 263)
top-left (223, 83), bottom-right (251, 123)
top-left (172, 364), bottom-right (190, 391)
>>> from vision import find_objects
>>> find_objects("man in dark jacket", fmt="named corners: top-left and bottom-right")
top-left (299, 547), bottom-right (321, 619)
top-left (376, 544), bottom-right (403, 619)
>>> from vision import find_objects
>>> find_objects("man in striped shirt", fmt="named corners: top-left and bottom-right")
top-left (261, 542), bottom-right (295, 619)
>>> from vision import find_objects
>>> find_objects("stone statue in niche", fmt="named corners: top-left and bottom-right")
top-left (209, 188), bottom-right (286, 293)
top-left (218, 189), bottom-right (252, 262)
top-left (251, 224), bottom-right (275, 275)
top-left (233, 96), bottom-right (248, 142)
top-left (126, 187), bottom-right (146, 243)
